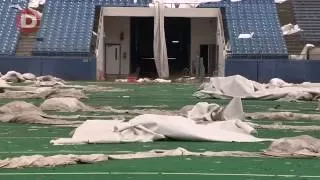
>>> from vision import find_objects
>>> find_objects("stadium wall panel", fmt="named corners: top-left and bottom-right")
top-left (226, 59), bottom-right (320, 83)
top-left (225, 60), bottom-right (258, 81)
top-left (0, 57), bottom-right (96, 81)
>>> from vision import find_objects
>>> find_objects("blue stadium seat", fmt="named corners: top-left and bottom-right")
top-left (0, 0), bottom-right (28, 56)
top-left (30, 0), bottom-right (288, 57)
top-left (199, 0), bottom-right (288, 58)
top-left (33, 0), bottom-right (95, 56)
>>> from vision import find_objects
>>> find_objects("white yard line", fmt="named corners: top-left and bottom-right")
top-left (0, 172), bottom-right (318, 178)
top-left (0, 150), bottom-right (132, 154)
top-left (0, 137), bottom-right (54, 139)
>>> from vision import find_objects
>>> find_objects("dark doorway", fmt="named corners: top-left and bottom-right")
top-left (200, 45), bottom-right (209, 75)
top-left (200, 44), bottom-right (218, 76)
top-left (130, 17), bottom-right (191, 78)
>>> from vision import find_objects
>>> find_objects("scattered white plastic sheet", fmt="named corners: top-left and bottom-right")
top-left (289, 44), bottom-right (315, 60)
top-left (264, 135), bottom-right (320, 157)
top-left (0, 71), bottom-right (25, 83)
top-left (51, 98), bottom-right (271, 145)
top-left (40, 98), bottom-right (93, 112)
top-left (282, 24), bottom-right (302, 36)
top-left (0, 147), bottom-right (262, 169)
top-left (115, 78), bottom-right (171, 83)
top-left (238, 32), bottom-right (254, 39)
top-left (194, 75), bottom-right (320, 101)
top-left (28, 0), bottom-right (46, 8)
top-left (275, 0), bottom-right (288, 4)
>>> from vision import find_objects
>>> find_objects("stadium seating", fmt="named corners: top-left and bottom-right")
top-left (0, 0), bottom-right (286, 57)
top-left (200, 0), bottom-right (288, 58)
top-left (292, 0), bottom-right (320, 42)
top-left (33, 0), bottom-right (152, 56)
top-left (33, 0), bottom-right (95, 56)
top-left (95, 0), bottom-right (151, 7)
top-left (0, 0), bottom-right (28, 56)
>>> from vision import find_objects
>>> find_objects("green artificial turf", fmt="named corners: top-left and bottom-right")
top-left (1, 83), bottom-right (320, 180)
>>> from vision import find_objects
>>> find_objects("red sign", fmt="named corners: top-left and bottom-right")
top-left (16, 8), bottom-right (41, 33)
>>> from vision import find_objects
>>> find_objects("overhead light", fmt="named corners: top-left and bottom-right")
top-left (172, 40), bottom-right (179, 43)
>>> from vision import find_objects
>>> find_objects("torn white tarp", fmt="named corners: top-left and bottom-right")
top-left (289, 44), bottom-right (315, 60)
top-left (51, 98), bottom-right (271, 145)
top-left (0, 80), bottom-right (10, 87)
top-left (115, 78), bottom-right (171, 83)
top-left (28, 0), bottom-right (46, 8)
top-left (153, 2), bottom-right (169, 78)
top-left (22, 73), bottom-right (36, 81)
top-left (0, 71), bottom-right (25, 83)
top-left (0, 147), bottom-right (263, 169)
top-left (282, 24), bottom-right (302, 36)
top-left (0, 101), bottom-right (83, 125)
top-left (40, 98), bottom-right (93, 112)
top-left (194, 75), bottom-right (320, 101)
top-left (264, 135), bottom-right (320, 157)
top-left (0, 154), bottom-right (108, 169)
top-left (275, 0), bottom-right (287, 3)
top-left (238, 32), bottom-right (254, 39)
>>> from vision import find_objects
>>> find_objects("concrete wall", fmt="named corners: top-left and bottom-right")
top-left (104, 16), bottom-right (130, 75)
top-left (102, 12), bottom-right (221, 76)
top-left (225, 59), bottom-right (320, 83)
top-left (0, 57), bottom-right (96, 81)
top-left (190, 17), bottom-right (217, 71)
top-left (103, 7), bottom-right (221, 76)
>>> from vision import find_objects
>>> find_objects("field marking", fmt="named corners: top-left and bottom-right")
top-left (0, 137), bottom-right (55, 139)
top-left (0, 172), bottom-right (318, 178)
top-left (0, 150), bottom-right (133, 154)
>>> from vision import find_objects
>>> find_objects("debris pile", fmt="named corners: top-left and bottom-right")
top-left (194, 75), bottom-right (320, 101)
top-left (51, 98), bottom-right (269, 145)
top-left (0, 101), bottom-right (82, 125)
top-left (0, 148), bottom-right (261, 169)
top-left (40, 98), bottom-right (93, 112)
top-left (115, 78), bottom-right (171, 83)
top-left (264, 135), bottom-right (320, 157)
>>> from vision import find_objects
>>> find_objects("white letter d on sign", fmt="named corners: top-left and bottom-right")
top-left (20, 14), bottom-right (37, 29)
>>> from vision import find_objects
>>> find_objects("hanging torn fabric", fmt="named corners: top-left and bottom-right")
top-left (153, 1), bottom-right (169, 78)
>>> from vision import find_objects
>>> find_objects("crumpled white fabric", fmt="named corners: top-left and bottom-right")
top-left (194, 75), bottom-right (320, 101)
top-left (264, 135), bottom-right (320, 157)
top-left (0, 147), bottom-right (262, 169)
top-left (116, 78), bottom-right (171, 83)
top-left (0, 71), bottom-right (25, 83)
top-left (0, 154), bottom-right (108, 169)
top-left (51, 98), bottom-right (271, 145)
top-left (40, 97), bottom-right (93, 112)
top-left (22, 73), bottom-right (37, 81)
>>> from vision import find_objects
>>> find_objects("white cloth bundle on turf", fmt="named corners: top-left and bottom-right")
top-left (194, 75), bottom-right (320, 101)
top-left (51, 98), bottom-right (271, 145)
